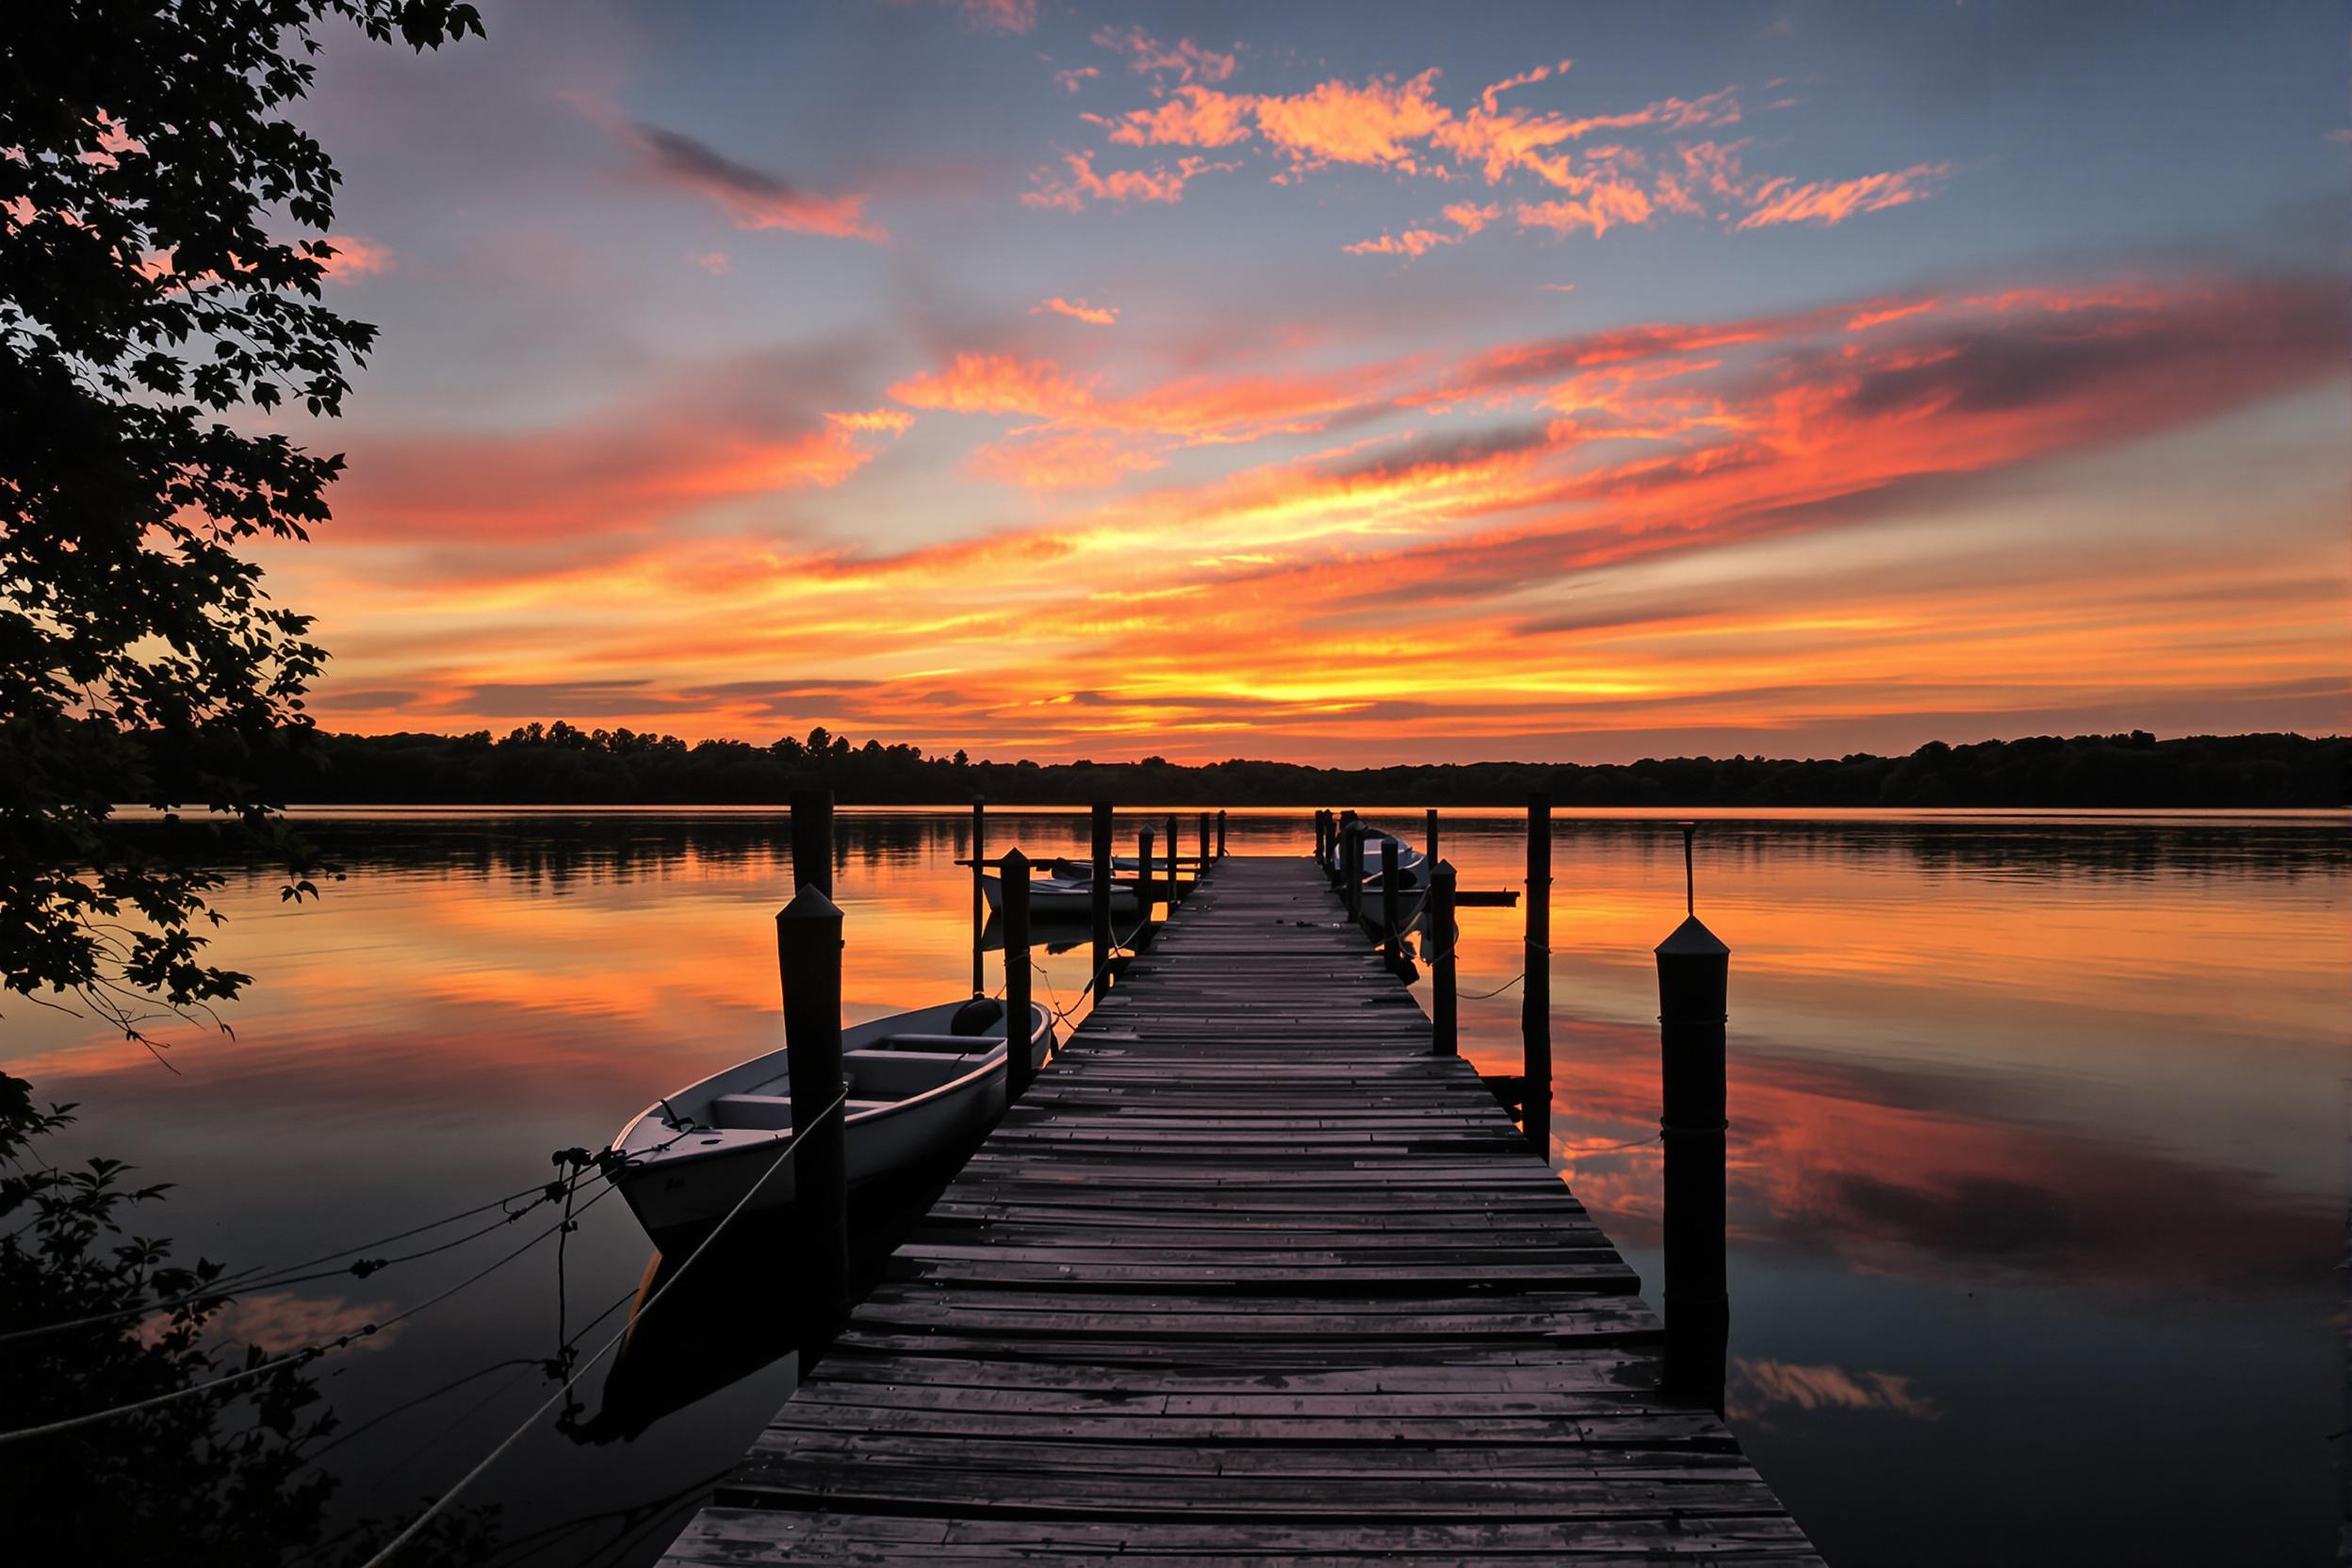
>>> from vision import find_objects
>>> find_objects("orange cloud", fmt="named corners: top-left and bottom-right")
top-left (1031, 295), bottom-right (1119, 325)
top-left (300, 269), bottom-right (2347, 759)
top-left (1252, 70), bottom-right (1454, 172)
top-left (1054, 66), bottom-right (1099, 93)
top-left (1098, 84), bottom-right (1257, 149)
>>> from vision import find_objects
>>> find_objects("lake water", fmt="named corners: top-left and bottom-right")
top-left (8, 808), bottom-right (2344, 1565)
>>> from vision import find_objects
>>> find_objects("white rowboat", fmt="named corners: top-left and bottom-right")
top-left (1328, 827), bottom-right (1430, 888)
top-left (980, 873), bottom-right (1140, 914)
top-left (608, 998), bottom-right (1053, 1243)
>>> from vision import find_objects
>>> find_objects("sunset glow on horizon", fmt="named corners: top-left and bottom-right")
top-left (274, 0), bottom-right (2348, 763)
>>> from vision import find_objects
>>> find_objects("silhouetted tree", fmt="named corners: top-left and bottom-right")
top-left (1, 1), bottom-right (482, 1047)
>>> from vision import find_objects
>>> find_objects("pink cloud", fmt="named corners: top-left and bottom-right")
top-left (320, 234), bottom-right (395, 283)
top-left (1092, 25), bottom-right (1237, 85)
top-left (954, 0), bottom-right (1036, 33)
top-left (1737, 162), bottom-right (1953, 229)
top-left (1022, 149), bottom-right (1235, 210)
top-left (1032, 296), bottom-right (1119, 324)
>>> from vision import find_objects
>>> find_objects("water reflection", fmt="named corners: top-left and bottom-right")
top-left (8, 807), bottom-right (2342, 1566)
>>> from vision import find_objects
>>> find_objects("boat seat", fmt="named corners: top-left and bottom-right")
top-left (707, 1093), bottom-right (795, 1130)
top-left (841, 1045), bottom-right (981, 1098)
top-left (707, 1092), bottom-right (900, 1130)
top-left (876, 1032), bottom-right (1003, 1052)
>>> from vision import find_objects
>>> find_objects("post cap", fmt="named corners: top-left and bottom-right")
top-left (1656, 913), bottom-right (1728, 957)
top-left (777, 883), bottom-right (843, 923)
top-left (1002, 847), bottom-right (1029, 872)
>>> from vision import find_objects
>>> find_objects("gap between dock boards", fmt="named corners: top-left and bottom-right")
top-left (659, 854), bottom-right (1816, 1565)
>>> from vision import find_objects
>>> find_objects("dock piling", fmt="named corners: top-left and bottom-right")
top-left (1138, 825), bottom-right (1156, 912)
top-left (1657, 825), bottom-right (1730, 1413)
top-left (969, 796), bottom-right (985, 995)
top-left (1429, 858), bottom-right (1458, 1056)
top-left (776, 884), bottom-right (848, 1326)
top-left (1199, 811), bottom-right (1213, 874)
top-left (1089, 802), bottom-right (1114, 988)
top-left (1354, 823), bottom-right (1373, 921)
top-left (789, 788), bottom-right (834, 897)
top-left (1522, 792), bottom-right (1553, 1156)
top-left (1001, 849), bottom-right (1035, 1102)
top-left (1426, 807), bottom-right (1439, 872)
top-left (1380, 837), bottom-right (1402, 969)
top-left (1216, 809), bottom-right (1227, 858)
top-left (1166, 813), bottom-right (1181, 904)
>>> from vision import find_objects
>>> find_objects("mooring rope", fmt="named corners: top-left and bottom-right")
top-left (348, 1088), bottom-right (848, 1568)
top-left (0, 1183), bottom-right (615, 1444)
top-left (0, 1171), bottom-right (580, 1348)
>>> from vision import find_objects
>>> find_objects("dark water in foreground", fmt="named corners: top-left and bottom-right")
top-left (8, 808), bottom-right (2344, 1565)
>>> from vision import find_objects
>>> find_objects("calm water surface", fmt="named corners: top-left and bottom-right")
top-left (9, 808), bottom-right (2344, 1565)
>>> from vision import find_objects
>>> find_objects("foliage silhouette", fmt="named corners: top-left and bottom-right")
top-left (145, 722), bottom-right (2350, 808)
top-left (0, 1072), bottom-right (498, 1565)
top-left (1, 1), bottom-right (481, 1051)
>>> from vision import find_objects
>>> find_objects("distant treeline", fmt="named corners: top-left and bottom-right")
top-left (137, 722), bottom-right (2347, 808)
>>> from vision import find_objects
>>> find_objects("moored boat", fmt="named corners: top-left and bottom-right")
top-left (606, 997), bottom-right (1053, 1243)
top-left (980, 871), bottom-right (1141, 913)
top-left (1328, 825), bottom-right (1431, 888)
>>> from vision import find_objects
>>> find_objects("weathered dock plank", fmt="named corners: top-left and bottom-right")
top-left (657, 856), bottom-right (1813, 1565)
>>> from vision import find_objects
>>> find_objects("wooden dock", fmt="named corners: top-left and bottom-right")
top-left (659, 855), bottom-right (1816, 1564)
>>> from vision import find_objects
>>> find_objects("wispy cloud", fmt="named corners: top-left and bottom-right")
top-left (1031, 295), bottom-right (1119, 324)
top-left (622, 121), bottom-right (886, 242)
top-left (1092, 24), bottom-right (1236, 86)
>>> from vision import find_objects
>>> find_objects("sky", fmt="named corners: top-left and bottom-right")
top-left (265, 0), bottom-right (2350, 763)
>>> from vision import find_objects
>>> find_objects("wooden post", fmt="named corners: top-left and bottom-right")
top-left (1315, 810), bottom-right (1331, 871)
top-left (1354, 823), bottom-right (1373, 921)
top-left (1001, 849), bottom-right (1035, 1101)
top-left (1089, 801), bottom-right (1113, 989)
top-left (1380, 837), bottom-right (1401, 969)
top-left (1522, 792), bottom-right (1552, 1157)
top-left (1198, 811), bottom-right (1212, 876)
top-left (1217, 809), bottom-right (1227, 858)
top-left (1657, 826), bottom-right (1729, 1413)
top-left (1138, 825), bottom-right (1156, 914)
top-left (1429, 858), bottom-right (1457, 1056)
top-left (970, 796), bottom-right (986, 996)
top-left (1166, 813), bottom-right (1181, 904)
top-left (1425, 807), bottom-right (1439, 872)
top-left (789, 788), bottom-right (833, 897)
top-left (777, 884), bottom-right (847, 1324)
